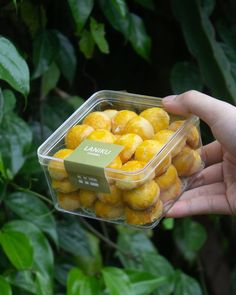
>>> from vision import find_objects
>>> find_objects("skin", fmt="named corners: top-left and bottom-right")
top-left (162, 90), bottom-right (236, 217)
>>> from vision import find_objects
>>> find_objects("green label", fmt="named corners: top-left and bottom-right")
top-left (64, 139), bottom-right (124, 193)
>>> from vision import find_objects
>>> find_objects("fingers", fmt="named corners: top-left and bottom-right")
top-left (190, 162), bottom-right (223, 189)
top-left (166, 183), bottom-right (231, 217)
top-left (201, 141), bottom-right (222, 166)
top-left (162, 91), bottom-right (236, 156)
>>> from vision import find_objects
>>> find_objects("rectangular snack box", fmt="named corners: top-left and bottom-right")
top-left (37, 90), bottom-right (205, 229)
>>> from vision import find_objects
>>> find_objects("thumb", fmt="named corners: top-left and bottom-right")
top-left (162, 90), bottom-right (236, 155)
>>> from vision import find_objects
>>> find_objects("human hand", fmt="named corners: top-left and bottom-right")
top-left (162, 90), bottom-right (236, 217)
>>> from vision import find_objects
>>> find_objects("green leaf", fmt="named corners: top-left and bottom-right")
top-left (174, 272), bottom-right (202, 295)
top-left (7, 271), bottom-right (36, 294)
top-left (67, 96), bottom-right (85, 110)
top-left (162, 218), bottom-right (175, 230)
top-left (68, 0), bottom-right (94, 33)
top-left (0, 276), bottom-right (12, 295)
top-left (0, 36), bottom-right (29, 97)
top-left (5, 192), bottom-right (58, 246)
top-left (36, 272), bottom-right (53, 295)
top-left (79, 29), bottom-right (95, 59)
top-left (134, 0), bottom-right (155, 11)
top-left (102, 267), bottom-right (134, 295)
top-left (110, 0), bottom-right (128, 17)
top-left (67, 268), bottom-right (100, 295)
top-left (0, 230), bottom-right (33, 270)
top-left (41, 63), bottom-right (60, 97)
top-left (170, 62), bottom-right (204, 94)
top-left (200, 0), bottom-right (215, 16)
top-left (0, 113), bottom-right (32, 177)
top-left (171, 0), bottom-right (236, 104)
top-left (173, 219), bottom-right (207, 263)
top-left (128, 13), bottom-right (151, 61)
top-left (32, 30), bottom-right (59, 79)
top-left (55, 263), bottom-right (75, 287)
top-left (90, 18), bottom-right (109, 54)
top-left (2, 89), bottom-right (16, 115)
top-left (0, 88), bottom-right (3, 124)
top-left (126, 270), bottom-right (168, 295)
top-left (55, 32), bottom-right (77, 84)
top-left (58, 217), bottom-right (102, 275)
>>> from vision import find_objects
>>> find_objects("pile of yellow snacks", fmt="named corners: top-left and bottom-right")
top-left (48, 107), bottom-right (202, 227)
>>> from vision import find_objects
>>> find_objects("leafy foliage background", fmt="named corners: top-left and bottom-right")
top-left (0, 0), bottom-right (236, 294)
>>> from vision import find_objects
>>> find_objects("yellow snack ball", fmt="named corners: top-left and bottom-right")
top-left (106, 156), bottom-right (123, 183)
top-left (140, 107), bottom-right (170, 133)
top-left (153, 129), bottom-right (186, 157)
top-left (79, 190), bottom-right (97, 209)
top-left (87, 129), bottom-right (116, 144)
top-left (134, 140), bottom-right (171, 176)
top-left (115, 133), bottom-right (143, 163)
top-left (169, 120), bottom-right (199, 149)
top-left (52, 179), bottom-right (78, 193)
top-left (125, 199), bottom-right (163, 226)
top-left (172, 146), bottom-right (202, 177)
top-left (98, 185), bottom-right (123, 206)
top-left (95, 200), bottom-right (124, 219)
top-left (159, 178), bottom-right (182, 203)
top-left (58, 191), bottom-right (80, 211)
top-left (115, 160), bottom-right (149, 190)
top-left (48, 149), bottom-right (73, 180)
top-left (83, 111), bottom-right (111, 131)
top-left (103, 109), bottom-right (118, 120)
top-left (154, 165), bottom-right (178, 191)
top-left (65, 124), bottom-right (94, 149)
top-left (112, 110), bottom-right (138, 134)
top-left (123, 116), bottom-right (154, 140)
top-left (123, 180), bottom-right (160, 210)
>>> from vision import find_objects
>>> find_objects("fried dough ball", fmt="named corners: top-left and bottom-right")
top-left (115, 133), bottom-right (143, 163)
top-left (106, 156), bottom-right (123, 183)
top-left (65, 124), bottom-right (94, 149)
top-left (153, 129), bottom-right (186, 157)
top-left (159, 178), bottom-right (182, 203)
top-left (87, 129), bottom-right (116, 144)
top-left (98, 185), bottom-right (123, 206)
top-left (115, 160), bottom-right (149, 190)
top-left (58, 191), bottom-right (80, 210)
top-left (169, 120), bottom-right (200, 149)
top-left (103, 109), bottom-right (118, 120)
top-left (123, 116), bottom-right (154, 140)
top-left (48, 149), bottom-right (73, 180)
top-left (83, 111), bottom-right (111, 131)
top-left (154, 165), bottom-right (178, 191)
top-left (172, 146), bottom-right (202, 176)
top-left (123, 180), bottom-right (160, 210)
top-left (140, 107), bottom-right (170, 133)
top-left (95, 201), bottom-right (124, 219)
top-left (134, 140), bottom-right (171, 176)
top-left (125, 199), bottom-right (163, 225)
top-left (79, 189), bottom-right (97, 209)
top-left (112, 110), bottom-right (138, 134)
top-left (52, 179), bottom-right (78, 193)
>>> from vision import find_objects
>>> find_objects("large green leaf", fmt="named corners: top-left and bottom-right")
top-left (57, 217), bottom-right (102, 275)
top-left (67, 268), bottom-right (100, 295)
top-left (0, 37), bottom-right (29, 97)
top-left (55, 32), bottom-right (77, 84)
top-left (111, 0), bottom-right (128, 17)
top-left (0, 113), bottom-right (32, 178)
top-left (0, 276), bottom-right (12, 295)
top-left (79, 29), bottom-right (95, 59)
top-left (41, 63), bottom-right (60, 97)
top-left (173, 219), bottom-right (207, 263)
top-left (0, 230), bottom-right (33, 270)
top-left (126, 270), bottom-right (168, 295)
top-left (2, 89), bottom-right (16, 115)
top-left (128, 13), bottom-right (151, 61)
top-left (171, 62), bottom-right (204, 94)
top-left (102, 267), bottom-right (134, 295)
top-left (134, 0), bottom-right (155, 11)
top-left (5, 192), bottom-right (58, 246)
top-left (32, 30), bottom-right (59, 79)
top-left (90, 18), bottom-right (109, 54)
top-left (171, 0), bottom-right (236, 104)
top-left (7, 271), bottom-right (36, 294)
top-left (0, 88), bottom-right (3, 124)
top-left (174, 272), bottom-right (202, 295)
top-left (68, 0), bottom-right (94, 33)
top-left (5, 220), bottom-right (54, 295)
top-left (200, 0), bottom-right (215, 16)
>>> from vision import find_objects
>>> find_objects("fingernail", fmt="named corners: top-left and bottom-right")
top-left (162, 95), bottom-right (177, 104)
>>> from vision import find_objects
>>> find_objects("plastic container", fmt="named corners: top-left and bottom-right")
top-left (37, 90), bottom-right (205, 229)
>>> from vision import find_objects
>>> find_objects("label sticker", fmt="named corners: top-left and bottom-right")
top-left (64, 139), bottom-right (124, 193)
